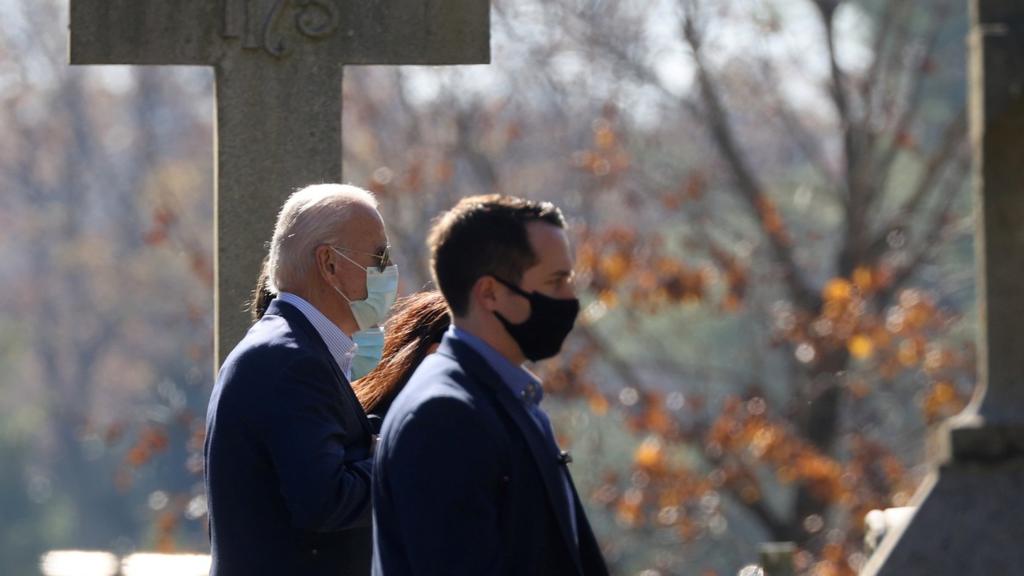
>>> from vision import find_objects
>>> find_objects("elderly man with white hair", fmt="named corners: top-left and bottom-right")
top-left (205, 184), bottom-right (398, 576)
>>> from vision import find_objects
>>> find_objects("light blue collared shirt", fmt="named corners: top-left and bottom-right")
top-left (449, 326), bottom-right (544, 407)
top-left (446, 325), bottom-right (579, 545)
top-left (278, 292), bottom-right (357, 381)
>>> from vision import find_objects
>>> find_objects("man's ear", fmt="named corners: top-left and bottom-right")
top-left (314, 245), bottom-right (336, 282)
top-left (471, 275), bottom-right (500, 312)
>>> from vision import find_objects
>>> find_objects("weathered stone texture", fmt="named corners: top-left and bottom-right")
top-left (70, 0), bottom-right (489, 362)
top-left (863, 1), bottom-right (1024, 573)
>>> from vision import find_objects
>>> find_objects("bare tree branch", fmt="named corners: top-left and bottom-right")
top-left (811, 0), bottom-right (858, 188)
top-left (855, 0), bottom-right (915, 194)
top-left (897, 110), bottom-right (968, 216)
top-left (867, 109), bottom-right (967, 264)
top-left (811, 0), bottom-right (879, 278)
top-left (861, 0), bottom-right (909, 96)
top-left (755, 56), bottom-right (837, 184)
top-left (680, 6), bottom-right (820, 311)
top-left (873, 1), bottom-right (953, 189)
top-left (574, 323), bottom-right (647, 388)
top-left (576, 321), bottom-right (793, 538)
top-left (703, 449), bottom-right (793, 540)
top-left (876, 152), bottom-right (970, 307)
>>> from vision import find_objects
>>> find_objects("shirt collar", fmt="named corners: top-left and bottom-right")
top-left (277, 292), bottom-right (357, 381)
top-left (446, 325), bottom-right (543, 405)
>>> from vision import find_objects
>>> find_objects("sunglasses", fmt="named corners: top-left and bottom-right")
top-left (332, 245), bottom-right (393, 273)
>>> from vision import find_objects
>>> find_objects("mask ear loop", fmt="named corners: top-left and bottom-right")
top-left (330, 246), bottom-right (369, 272)
top-left (490, 276), bottom-right (534, 333)
top-left (328, 247), bottom-right (367, 305)
top-left (331, 282), bottom-right (354, 304)
top-left (491, 275), bottom-right (530, 298)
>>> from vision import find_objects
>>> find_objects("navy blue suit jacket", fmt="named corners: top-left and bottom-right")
top-left (205, 299), bottom-right (374, 576)
top-left (371, 336), bottom-right (609, 576)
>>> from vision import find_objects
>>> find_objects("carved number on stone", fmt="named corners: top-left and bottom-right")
top-left (224, 0), bottom-right (341, 57)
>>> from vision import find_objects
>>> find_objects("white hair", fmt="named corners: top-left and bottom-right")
top-left (267, 183), bottom-right (379, 293)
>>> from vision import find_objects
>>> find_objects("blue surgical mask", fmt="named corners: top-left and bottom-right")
top-left (330, 247), bottom-right (399, 331)
top-left (350, 327), bottom-right (385, 380)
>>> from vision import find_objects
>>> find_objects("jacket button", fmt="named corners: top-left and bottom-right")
top-left (311, 548), bottom-right (319, 556)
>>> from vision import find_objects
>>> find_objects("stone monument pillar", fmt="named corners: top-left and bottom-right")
top-left (861, 0), bottom-right (1024, 573)
top-left (70, 0), bottom-right (490, 365)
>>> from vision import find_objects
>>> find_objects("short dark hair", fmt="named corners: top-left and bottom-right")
top-left (428, 195), bottom-right (566, 317)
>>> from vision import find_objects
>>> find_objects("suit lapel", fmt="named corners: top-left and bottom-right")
top-left (265, 299), bottom-right (372, 438)
top-left (439, 338), bottom-right (585, 574)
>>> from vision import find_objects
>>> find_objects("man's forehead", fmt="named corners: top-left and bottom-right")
top-left (527, 221), bottom-right (572, 265)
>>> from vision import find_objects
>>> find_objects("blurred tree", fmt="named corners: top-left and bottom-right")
top-left (523, 1), bottom-right (972, 574)
top-left (342, 0), bottom-right (974, 573)
top-left (1, 0), bottom-right (214, 568)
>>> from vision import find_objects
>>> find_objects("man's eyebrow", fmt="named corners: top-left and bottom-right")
top-left (548, 270), bottom-right (573, 279)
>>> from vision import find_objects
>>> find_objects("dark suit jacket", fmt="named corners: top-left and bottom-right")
top-left (371, 336), bottom-right (609, 576)
top-left (205, 299), bottom-right (374, 576)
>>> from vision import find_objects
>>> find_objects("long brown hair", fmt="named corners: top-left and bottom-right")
top-left (353, 291), bottom-right (450, 414)
top-left (250, 256), bottom-right (276, 322)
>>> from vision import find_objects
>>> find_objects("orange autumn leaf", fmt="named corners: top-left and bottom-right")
top-left (921, 381), bottom-right (966, 423)
top-left (823, 278), bottom-right (854, 302)
top-left (598, 252), bottom-right (631, 284)
top-left (598, 289), bottom-right (618, 307)
top-left (853, 266), bottom-right (875, 292)
top-left (870, 326), bottom-right (893, 349)
top-left (616, 488), bottom-right (644, 526)
top-left (594, 126), bottom-right (616, 150)
top-left (634, 437), bottom-right (665, 470)
top-left (722, 294), bottom-right (743, 312)
top-left (662, 192), bottom-right (684, 211)
top-left (685, 171), bottom-right (707, 200)
top-left (847, 334), bottom-right (875, 360)
top-left (848, 379), bottom-right (872, 399)
top-left (155, 509), bottom-right (179, 553)
top-left (895, 130), bottom-right (918, 150)
top-left (756, 196), bottom-right (789, 242)
top-left (898, 339), bottom-right (923, 367)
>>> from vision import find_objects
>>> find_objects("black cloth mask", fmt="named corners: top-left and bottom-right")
top-left (492, 276), bottom-right (580, 362)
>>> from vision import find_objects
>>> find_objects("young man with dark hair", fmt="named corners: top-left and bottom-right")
top-left (371, 195), bottom-right (609, 576)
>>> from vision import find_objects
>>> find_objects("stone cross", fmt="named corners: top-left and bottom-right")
top-left (70, 0), bottom-right (489, 363)
top-left (862, 0), bottom-right (1024, 573)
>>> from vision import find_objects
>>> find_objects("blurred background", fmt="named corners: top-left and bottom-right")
top-left (0, 0), bottom-right (974, 574)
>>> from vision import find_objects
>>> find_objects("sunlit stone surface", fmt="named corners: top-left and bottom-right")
top-left (40, 551), bottom-right (119, 576)
top-left (121, 553), bottom-right (212, 576)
